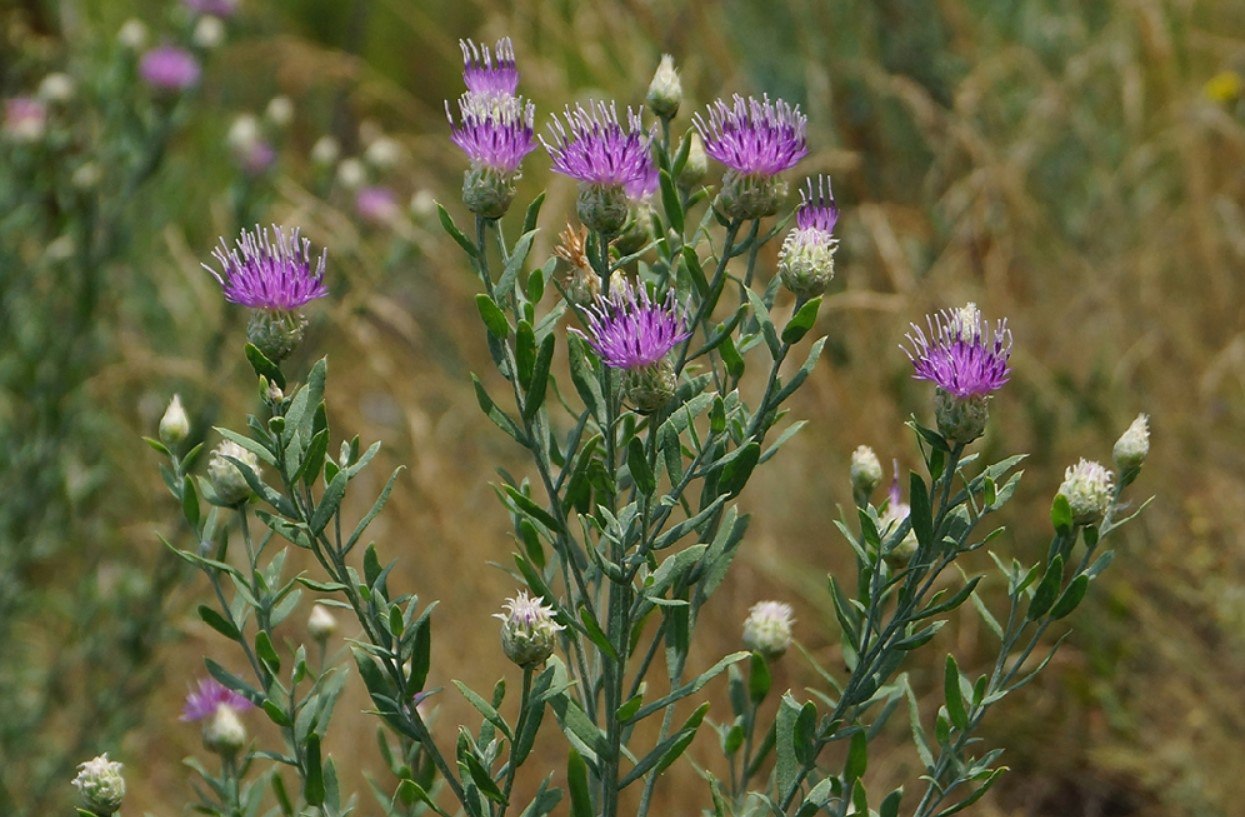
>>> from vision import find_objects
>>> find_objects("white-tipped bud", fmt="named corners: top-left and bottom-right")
top-left (308, 603), bottom-right (338, 642)
top-left (311, 135), bottom-right (340, 166)
top-left (365, 135), bottom-right (401, 169)
top-left (73, 753), bottom-right (126, 816)
top-left (202, 704), bottom-right (248, 756)
top-left (1058, 458), bottom-right (1114, 525)
top-left (207, 440), bottom-right (260, 506)
top-left (850, 446), bottom-right (884, 499)
top-left (226, 113), bottom-right (261, 153)
top-left (159, 394), bottom-right (191, 446)
top-left (38, 73), bottom-right (75, 103)
top-left (409, 189), bottom-right (436, 219)
top-left (192, 15), bottom-right (226, 49)
top-left (743, 601), bottom-right (794, 659)
top-left (117, 19), bottom-right (148, 50)
top-left (1113, 413), bottom-right (1149, 473)
top-left (265, 95), bottom-right (294, 127)
top-left (72, 162), bottom-right (102, 190)
top-left (336, 157), bottom-right (366, 189)
top-left (646, 54), bottom-right (682, 120)
top-left (495, 591), bottom-right (565, 667)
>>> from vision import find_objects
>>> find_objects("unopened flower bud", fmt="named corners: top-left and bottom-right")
top-left (623, 358), bottom-right (677, 415)
top-left (463, 165), bottom-right (517, 219)
top-left (208, 440), bottom-right (260, 506)
top-left (1058, 459), bottom-right (1114, 525)
top-left (614, 201), bottom-right (653, 257)
top-left (308, 603), bottom-right (338, 642)
top-left (159, 394), bottom-right (191, 446)
top-left (1113, 413), bottom-right (1149, 473)
top-left (117, 19), bottom-right (148, 50)
top-left (717, 171), bottom-right (786, 221)
top-left (38, 73), bottom-right (75, 103)
top-left (311, 135), bottom-right (340, 166)
top-left (192, 15), bottom-right (226, 49)
top-left (246, 309), bottom-right (307, 363)
top-left (202, 704), bottom-right (248, 756)
top-left (646, 54), bottom-right (682, 120)
top-left (265, 95), bottom-right (293, 128)
top-left (934, 390), bottom-right (989, 446)
top-left (577, 184), bottom-right (630, 235)
top-left (495, 591), bottom-right (565, 667)
top-left (742, 601), bottom-right (794, 660)
top-left (336, 157), bottom-right (366, 189)
top-left (226, 113), bottom-right (261, 153)
top-left (72, 753), bottom-right (126, 816)
top-left (677, 131), bottom-right (707, 190)
top-left (365, 135), bottom-right (401, 169)
top-left (850, 445), bottom-right (883, 500)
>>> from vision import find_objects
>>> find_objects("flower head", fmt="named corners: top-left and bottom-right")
top-left (4, 97), bottom-right (47, 142)
top-left (447, 95), bottom-right (536, 175)
top-left (181, 677), bottom-right (253, 722)
top-left (1058, 459), bottom-right (1114, 525)
top-left (880, 462), bottom-right (918, 566)
top-left (902, 303), bottom-right (1012, 400)
top-left (742, 601), bottom-right (794, 659)
top-left (206, 225), bottom-right (328, 311)
top-left (139, 45), bottom-right (201, 91)
top-left (73, 754), bottom-right (126, 816)
top-left (779, 175), bottom-right (840, 298)
top-left (494, 590), bottom-right (565, 667)
top-left (356, 185), bottom-right (401, 225)
top-left (573, 279), bottom-right (690, 371)
top-left (184, 0), bottom-right (238, 17)
top-left (159, 394), bottom-right (191, 446)
top-left (543, 102), bottom-right (655, 188)
top-left (460, 37), bottom-right (519, 104)
top-left (693, 94), bottom-right (808, 178)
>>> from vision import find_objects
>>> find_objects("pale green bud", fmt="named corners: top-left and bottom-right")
top-left (577, 183), bottom-right (630, 235)
top-left (159, 394), bottom-right (191, 446)
top-left (73, 753), bottom-right (125, 816)
top-left (742, 601), bottom-right (794, 660)
top-left (778, 228), bottom-right (837, 299)
top-left (208, 440), bottom-right (260, 506)
top-left (623, 358), bottom-right (678, 415)
top-left (203, 704), bottom-right (248, 756)
top-left (1058, 458), bottom-right (1114, 525)
top-left (678, 131), bottom-right (708, 190)
top-left (1113, 413), bottom-right (1149, 473)
top-left (614, 201), bottom-right (653, 257)
top-left (246, 309), bottom-right (307, 363)
top-left (849, 445), bottom-right (883, 500)
top-left (934, 389), bottom-right (989, 446)
top-left (308, 603), bottom-right (338, 642)
top-left (495, 591), bottom-right (565, 667)
top-left (463, 165), bottom-right (518, 220)
top-left (717, 171), bottom-right (786, 221)
top-left (646, 54), bottom-right (682, 120)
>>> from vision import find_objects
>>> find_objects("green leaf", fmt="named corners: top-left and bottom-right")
top-left (437, 203), bottom-right (478, 258)
top-left (523, 334), bottom-right (555, 422)
top-left (578, 605), bottom-right (619, 661)
top-left (748, 651), bottom-right (771, 704)
top-left (310, 470), bottom-right (348, 535)
top-left (1027, 555), bottom-right (1064, 620)
top-left (682, 245), bottom-right (708, 297)
top-left (182, 474), bottom-right (200, 532)
top-left (256, 631), bottom-right (281, 674)
top-left (262, 699), bottom-right (292, 727)
top-left (473, 375), bottom-right (528, 446)
top-left (1050, 493), bottom-right (1073, 535)
top-left (197, 605), bottom-right (240, 640)
top-left (775, 693), bottom-right (802, 796)
top-left (567, 334), bottom-right (603, 419)
top-left (944, 655), bottom-right (968, 731)
top-left (719, 442), bottom-right (760, 498)
top-left (502, 485), bottom-right (562, 533)
top-left (205, 658), bottom-right (263, 707)
top-left (773, 336), bottom-right (827, 403)
top-left (304, 734), bottom-right (325, 805)
top-left (526, 264), bottom-right (546, 305)
top-left (498, 230), bottom-right (539, 298)
top-left (845, 729), bottom-right (868, 783)
top-left (522, 192), bottom-right (546, 235)
top-left (781, 296), bottom-right (822, 344)
top-left (461, 748), bottom-right (507, 805)
top-left (659, 169), bottom-right (684, 234)
top-left (476, 294), bottom-right (511, 339)
top-left (627, 652), bottom-right (747, 722)
top-left (245, 343), bottom-right (285, 390)
top-left (745, 289), bottom-right (781, 359)
top-left (880, 787), bottom-right (903, 817)
top-left (567, 749), bottom-right (593, 817)
top-left (616, 693), bottom-right (643, 723)
top-left (627, 438), bottom-right (656, 496)
top-left (909, 472), bottom-right (934, 549)
top-left (1049, 574), bottom-right (1090, 619)
top-left (720, 335), bottom-right (745, 379)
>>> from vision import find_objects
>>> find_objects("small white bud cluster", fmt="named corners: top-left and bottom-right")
top-left (203, 705), bottom-right (247, 755)
top-left (495, 591), bottom-right (565, 667)
top-left (308, 603), bottom-right (338, 641)
top-left (1058, 458), bottom-right (1114, 525)
top-left (646, 54), bottom-right (682, 120)
top-left (72, 753), bottom-right (126, 816)
top-left (742, 600), bottom-right (794, 660)
top-left (1113, 413), bottom-right (1149, 472)
top-left (850, 445), bottom-right (884, 499)
top-left (208, 440), bottom-right (260, 505)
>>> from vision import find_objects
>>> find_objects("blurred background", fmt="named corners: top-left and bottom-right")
top-left (2, 0), bottom-right (1244, 815)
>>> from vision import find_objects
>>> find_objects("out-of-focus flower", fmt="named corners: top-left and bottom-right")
top-left (336, 157), bottom-right (366, 189)
top-left (117, 19), bottom-right (148, 50)
top-left (646, 54), bottom-right (682, 120)
top-left (356, 186), bottom-right (400, 225)
top-left (460, 37), bottom-right (519, 107)
top-left (139, 45), bottom-right (201, 92)
top-left (742, 601), bottom-right (794, 659)
top-left (72, 754), bottom-right (125, 816)
top-left (1058, 459), bottom-right (1114, 525)
top-left (694, 94), bottom-right (808, 220)
top-left (495, 590), bottom-right (564, 667)
top-left (880, 464), bottom-right (918, 567)
top-left (778, 175), bottom-right (839, 299)
top-left (365, 135), bottom-right (401, 169)
top-left (182, 677), bottom-right (252, 757)
top-left (184, 0), bottom-right (238, 18)
top-left (311, 135), bottom-right (340, 166)
top-left (542, 102), bottom-right (655, 233)
top-left (227, 114), bottom-right (261, 152)
top-left (72, 162), bottom-right (102, 189)
top-left (3, 97), bottom-right (47, 142)
top-left (265, 96), bottom-right (293, 127)
top-left (850, 445), bottom-right (883, 500)
top-left (409, 189), bottom-right (436, 219)
top-left (37, 73), bottom-right (75, 103)
top-left (192, 15), bottom-right (225, 49)
top-left (902, 303), bottom-right (1012, 445)
top-left (1204, 70), bottom-right (1243, 104)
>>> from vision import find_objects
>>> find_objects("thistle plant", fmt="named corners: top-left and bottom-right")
top-left (130, 43), bottom-right (1151, 817)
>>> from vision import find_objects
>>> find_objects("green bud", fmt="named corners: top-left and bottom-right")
top-left (208, 440), bottom-right (260, 506)
top-left (246, 309), bottom-right (307, 363)
top-left (495, 591), bottom-right (565, 668)
top-left (159, 394), bottom-right (190, 447)
top-left (73, 754), bottom-right (125, 816)
top-left (717, 171), bottom-right (786, 221)
top-left (623, 358), bottom-right (677, 415)
top-left (203, 705), bottom-right (248, 757)
top-left (577, 183), bottom-right (629, 235)
top-left (463, 165), bottom-right (518, 220)
top-left (646, 54), bottom-right (682, 120)
top-left (934, 390), bottom-right (989, 446)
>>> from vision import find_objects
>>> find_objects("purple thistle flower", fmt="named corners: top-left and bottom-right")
top-left (205, 225), bottom-right (328, 311)
top-left (356, 185), bottom-right (400, 224)
top-left (447, 96), bottom-right (536, 174)
top-left (572, 279), bottom-right (690, 370)
top-left (139, 46), bottom-right (201, 92)
top-left (902, 304), bottom-right (1012, 399)
top-left (184, 0), bottom-right (237, 17)
top-left (3, 96), bottom-right (46, 142)
top-left (778, 175), bottom-right (840, 298)
top-left (624, 164), bottom-right (659, 202)
top-left (693, 94), bottom-right (808, 177)
top-left (795, 175), bottom-right (839, 233)
top-left (460, 37), bottom-right (519, 102)
top-left (542, 102), bottom-right (655, 188)
top-left (181, 678), bottom-right (253, 721)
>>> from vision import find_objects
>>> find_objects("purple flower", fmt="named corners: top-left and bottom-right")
top-left (139, 46), bottom-right (201, 92)
top-left (3, 97), bottom-right (46, 142)
top-left (447, 96), bottom-right (536, 174)
top-left (184, 0), bottom-right (237, 17)
top-left (542, 102), bottom-right (655, 188)
top-left (237, 140), bottom-right (275, 176)
top-left (693, 94), bottom-right (808, 177)
top-left (356, 185), bottom-right (400, 224)
top-left (205, 225), bottom-right (328, 311)
top-left (794, 175), bottom-right (838, 233)
top-left (902, 304), bottom-right (1012, 399)
top-left (573, 279), bottom-right (690, 370)
top-left (181, 678), bottom-right (252, 721)
top-left (460, 37), bottom-right (519, 102)
top-left (624, 165), bottom-right (659, 202)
